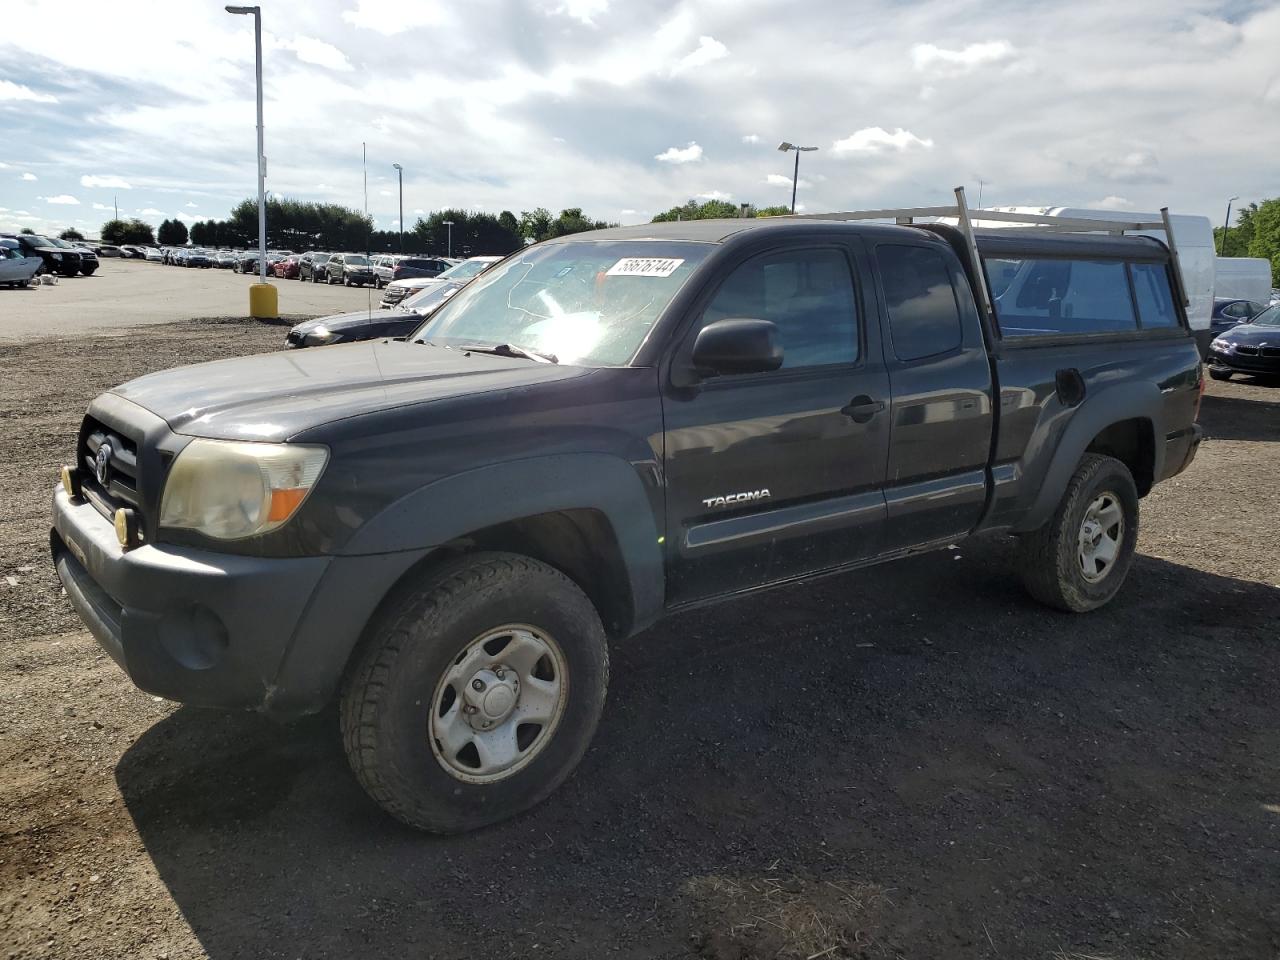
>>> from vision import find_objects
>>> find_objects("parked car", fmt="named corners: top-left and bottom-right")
top-left (1207, 303), bottom-right (1280, 379)
top-left (214, 251), bottom-right (238, 269)
top-left (325, 252), bottom-right (375, 286)
top-left (1210, 297), bottom-right (1265, 334)
top-left (287, 280), bottom-right (466, 347)
top-left (391, 255), bottom-right (454, 283)
top-left (145, 247), bottom-right (165, 263)
top-left (0, 243), bottom-right (43, 287)
top-left (273, 255), bottom-right (301, 280)
top-left (46, 237), bottom-right (99, 275)
top-left (300, 252), bottom-right (330, 282)
top-left (237, 252), bottom-right (259, 274)
top-left (379, 255), bottom-right (502, 308)
top-left (96, 245), bottom-right (122, 258)
top-left (51, 205), bottom-right (1203, 834)
top-left (371, 254), bottom-right (402, 288)
top-left (1, 234), bottom-right (80, 276)
top-left (119, 245), bottom-right (147, 259)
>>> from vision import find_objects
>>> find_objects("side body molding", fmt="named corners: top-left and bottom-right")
top-left (338, 452), bottom-right (666, 632)
top-left (1010, 380), bottom-right (1164, 534)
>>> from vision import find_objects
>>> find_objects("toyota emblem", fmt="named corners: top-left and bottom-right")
top-left (95, 442), bottom-right (113, 486)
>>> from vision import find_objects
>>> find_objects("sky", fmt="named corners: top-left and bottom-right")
top-left (1, 0), bottom-right (1277, 240)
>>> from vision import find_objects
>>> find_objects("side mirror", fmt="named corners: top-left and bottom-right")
top-left (691, 318), bottom-right (783, 376)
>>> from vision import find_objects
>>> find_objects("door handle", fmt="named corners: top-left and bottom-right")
top-left (841, 395), bottom-right (885, 423)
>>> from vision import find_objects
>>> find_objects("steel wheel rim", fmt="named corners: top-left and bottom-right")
top-left (1078, 491), bottom-right (1124, 583)
top-left (428, 624), bottom-right (568, 784)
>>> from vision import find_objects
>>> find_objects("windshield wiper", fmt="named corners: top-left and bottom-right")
top-left (458, 342), bottom-right (558, 364)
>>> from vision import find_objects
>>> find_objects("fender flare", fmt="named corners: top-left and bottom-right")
top-left (339, 452), bottom-right (665, 630)
top-left (1012, 381), bottom-right (1164, 534)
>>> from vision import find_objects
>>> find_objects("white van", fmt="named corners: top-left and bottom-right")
top-left (980, 207), bottom-right (1216, 351)
top-left (1214, 257), bottom-right (1272, 304)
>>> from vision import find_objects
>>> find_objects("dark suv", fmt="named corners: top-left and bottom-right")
top-left (51, 206), bottom-right (1203, 835)
top-left (325, 253), bottom-right (374, 286)
top-left (2, 233), bottom-right (81, 277)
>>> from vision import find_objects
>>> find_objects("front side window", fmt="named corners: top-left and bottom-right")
top-left (876, 245), bottom-right (964, 361)
top-left (415, 240), bottom-right (713, 365)
top-left (701, 247), bottom-right (858, 369)
top-left (988, 258), bottom-right (1137, 337)
top-left (1131, 262), bottom-right (1179, 328)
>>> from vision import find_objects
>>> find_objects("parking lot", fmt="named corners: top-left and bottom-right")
top-left (0, 259), bottom-right (377, 342)
top-left (0, 311), bottom-right (1277, 959)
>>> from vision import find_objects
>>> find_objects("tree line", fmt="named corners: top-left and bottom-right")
top-left (1213, 198), bottom-right (1280, 285)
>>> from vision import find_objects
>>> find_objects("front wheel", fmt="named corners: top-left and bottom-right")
top-left (341, 552), bottom-right (609, 833)
top-left (1016, 453), bottom-right (1139, 613)
top-left (1209, 367), bottom-right (1232, 381)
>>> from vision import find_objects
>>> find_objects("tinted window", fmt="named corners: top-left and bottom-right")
top-left (1131, 263), bottom-right (1179, 328)
top-left (702, 248), bottom-right (858, 368)
top-left (877, 245), bottom-right (964, 361)
top-left (988, 258), bottom-right (1136, 337)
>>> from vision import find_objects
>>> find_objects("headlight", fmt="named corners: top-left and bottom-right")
top-left (51, 252), bottom-right (62, 260)
top-left (159, 439), bottom-right (328, 540)
top-left (1211, 338), bottom-right (1234, 352)
top-left (304, 325), bottom-right (338, 346)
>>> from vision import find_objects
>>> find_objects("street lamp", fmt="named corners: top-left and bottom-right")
top-left (443, 220), bottom-right (455, 258)
top-left (777, 141), bottom-right (818, 214)
top-left (225, 4), bottom-right (274, 317)
top-left (1220, 195), bottom-right (1239, 255)
top-left (391, 163), bottom-right (404, 253)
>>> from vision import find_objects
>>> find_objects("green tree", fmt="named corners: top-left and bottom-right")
top-left (651, 198), bottom-right (794, 222)
top-left (158, 218), bottom-right (189, 246)
top-left (59, 228), bottom-right (84, 242)
top-left (410, 209), bottom-right (523, 256)
top-left (1213, 202), bottom-right (1257, 258)
top-left (519, 207), bottom-right (554, 243)
top-left (100, 219), bottom-right (155, 245)
top-left (1244, 198), bottom-right (1280, 285)
top-left (20, 227), bottom-right (35, 235)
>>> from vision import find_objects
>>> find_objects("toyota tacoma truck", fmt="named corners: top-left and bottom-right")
top-left (51, 192), bottom-right (1203, 833)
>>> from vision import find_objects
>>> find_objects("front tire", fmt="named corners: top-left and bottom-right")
top-left (1016, 453), bottom-right (1139, 613)
top-left (341, 552), bottom-right (608, 834)
top-left (1209, 367), bottom-right (1232, 381)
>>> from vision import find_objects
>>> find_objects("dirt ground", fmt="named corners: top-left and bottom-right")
top-left (2, 322), bottom-right (1279, 960)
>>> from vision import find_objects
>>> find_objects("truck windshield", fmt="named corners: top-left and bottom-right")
top-left (1250, 304), bottom-right (1280, 326)
top-left (413, 241), bottom-right (712, 365)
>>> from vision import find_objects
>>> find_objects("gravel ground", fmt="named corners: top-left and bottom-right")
top-left (1, 322), bottom-right (1279, 960)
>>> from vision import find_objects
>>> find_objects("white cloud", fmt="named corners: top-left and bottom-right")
top-left (1088, 150), bottom-right (1163, 184)
top-left (765, 174), bottom-right (811, 189)
top-left (655, 141), bottom-right (703, 164)
top-left (80, 174), bottom-right (132, 189)
top-left (92, 202), bottom-right (113, 211)
top-left (619, 208), bottom-right (637, 214)
top-left (550, 0), bottom-right (609, 25)
top-left (341, 0), bottom-right (445, 35)
top-left (137, 208), bottom-right (164, 216)
top-left (185, 201), bottom-right (197, 207)
top-left (831, 126), bottom-right (934, 155)
top-left (42, 195), bottom-right (80, 205)
top-left (0, 162), bottom-right (8, 168)
top-left (278, 35), bottom-right (353, 72)
top-left (0, 80), bottom-right (58, 103)
top-left (741, 134), bottom-right (761, 145)
top-left (696, 190), bottom-right (732, 201)
top-left (413, 208), bottom-right (424, 214)
top-left (911, 41), bottom-right (1014, 74)
top-left (1091, 195), bottom-right (1136, 210)
top-left (20, 173), bottom-right (37, 181)
top-left (672, 36), bottom-right (728, 75)
top-left (379, 189), bottom-right (392, 196)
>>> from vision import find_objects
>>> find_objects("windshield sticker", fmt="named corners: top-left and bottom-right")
top-left (606, 257), bottom-right (685, 278)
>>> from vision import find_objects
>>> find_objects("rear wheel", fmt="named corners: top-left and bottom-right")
top-left (1016, 454), bottom-right (1139, 612)
top-left (1209, 367), bottom-right (1232, 381)
top-left (341, 552), bottom-right (608, 833)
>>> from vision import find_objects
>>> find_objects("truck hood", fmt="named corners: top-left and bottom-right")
top-left (291, 309), bottom-right (421, 336)
top-left (112, 339), bottom-right (586, 441)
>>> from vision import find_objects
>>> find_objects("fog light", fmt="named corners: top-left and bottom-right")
top-left (61, 466), bottom-right (83, 499)
top-left (114, 508), bottom-right (140, 549)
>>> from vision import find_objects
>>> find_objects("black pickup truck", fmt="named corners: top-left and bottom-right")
top-left (51, 204), bottom-right (1203, 832)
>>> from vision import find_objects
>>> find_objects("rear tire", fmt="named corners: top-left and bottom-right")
top-left (340, 552), bottom-right (609, 834)
top-left (1016, 453), bottom-right (1139, 613)
top-left (1209, 367), bottom-right (1232, 381)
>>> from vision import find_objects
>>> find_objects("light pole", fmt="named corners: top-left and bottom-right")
top-left (443, 220), bottom-right (455, 258)
top-left (777, 141), bottom-right (818, 214)
top-left (225, 4), bottom-right (274, 316)
top-left (391, 163), bottom-right (404, 253)
top-left (1220, 195), bottom-right (1239, 255)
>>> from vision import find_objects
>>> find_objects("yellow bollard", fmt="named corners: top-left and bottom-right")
top-left (249, 283), bottom-right (278, 319)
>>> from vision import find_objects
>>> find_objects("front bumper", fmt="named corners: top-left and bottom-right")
top-left (1206, 347), bottom-right (1280, 375)
top-left (50, 486), bottom-right (330, 713)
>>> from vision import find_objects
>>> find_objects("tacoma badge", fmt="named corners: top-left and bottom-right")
top-left (702, 489), bottom-right (771, 509)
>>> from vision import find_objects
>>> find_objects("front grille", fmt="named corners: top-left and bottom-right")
top-left (1262, 346), bottom-right (1280, 358)
top-left (1236, 345), bottom-right (1259, 356)
top-left (78, 415), bottom-right (146, 529)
